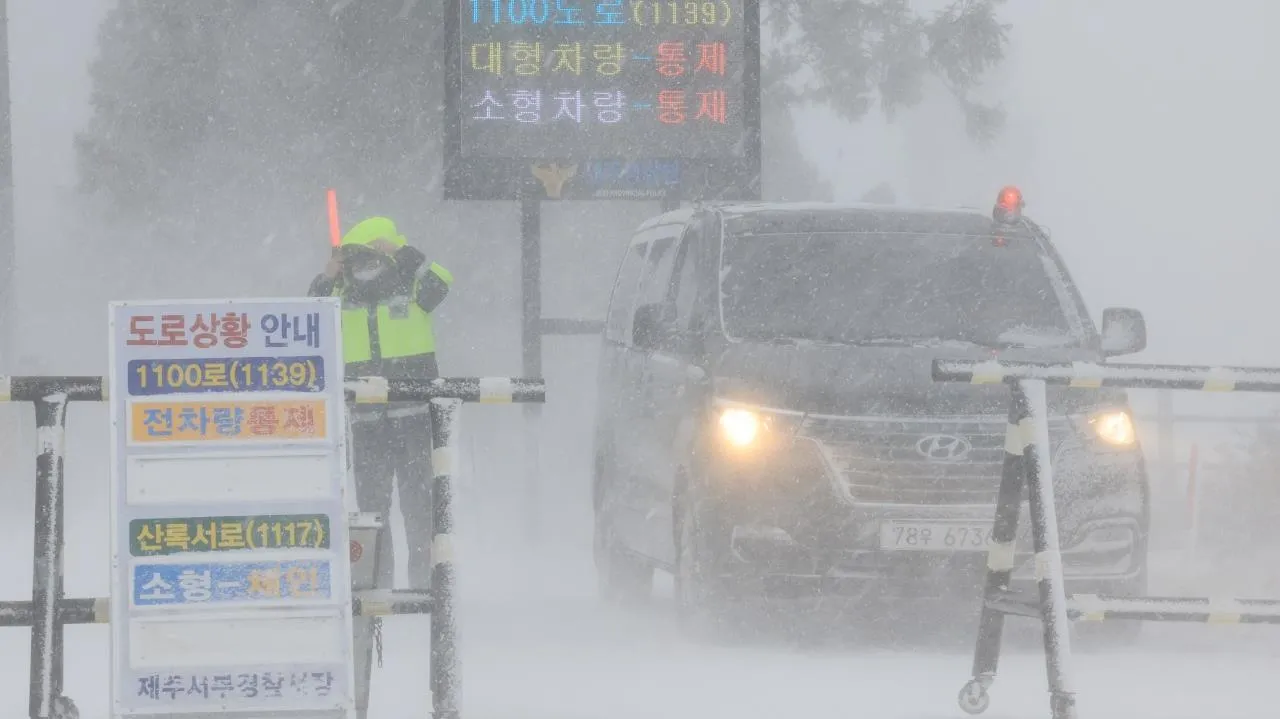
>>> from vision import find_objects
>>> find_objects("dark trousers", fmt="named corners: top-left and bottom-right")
top-left (351, 408), bottom-right (434, 590)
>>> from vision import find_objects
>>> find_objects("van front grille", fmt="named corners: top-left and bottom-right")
top-left (801, 416), bottom-right (1071, 505)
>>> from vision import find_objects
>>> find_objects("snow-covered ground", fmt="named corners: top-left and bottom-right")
top-left (5, 544), bottom-right (1279, 719)
top-left (3, 536), bottom-right (1279, 719)
top-left (1, 401), bottom-right (1278, 719)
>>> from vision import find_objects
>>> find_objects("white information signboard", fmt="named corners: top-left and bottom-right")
top-left (108, 298), bottom-right (354, 718)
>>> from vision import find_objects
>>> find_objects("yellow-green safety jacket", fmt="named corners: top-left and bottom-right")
top-left (307, 216), bottom-right (453, 381)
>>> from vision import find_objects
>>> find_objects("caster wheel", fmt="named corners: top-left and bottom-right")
top-left (958, 680), bottom-right (990, 715)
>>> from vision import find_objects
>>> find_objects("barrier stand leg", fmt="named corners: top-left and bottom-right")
top-left (430, 398), bottom-right (462, 719)
top-left (352, 511), bottom-right (384, 719)
top-left (353, 613), bottom-right (375, 719)
top-left (346, 406), bottom-right (378, 719)
top-left (520, 190), bottom-right (543, 545)
top-left (28, 394), bottom-right (76, 719)
top-left (959, 387), bottom-right (1030, 715)
top-left (1020, 378), bottom-right (1077, 719)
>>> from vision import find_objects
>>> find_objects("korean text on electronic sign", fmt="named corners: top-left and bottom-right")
top-left (460, 0), bottom-right (747, 160)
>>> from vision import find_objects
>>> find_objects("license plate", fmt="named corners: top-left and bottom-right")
top-left (879, 520), bottom-right (995, 551)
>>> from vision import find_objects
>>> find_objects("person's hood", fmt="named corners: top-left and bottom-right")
top-left (341, 216), bottom-right (407, 249)
top-left (709, 339), bottom-right (1127, 417)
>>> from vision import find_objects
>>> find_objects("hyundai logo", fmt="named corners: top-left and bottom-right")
top-left (915, 434), bottom-right (973, 462)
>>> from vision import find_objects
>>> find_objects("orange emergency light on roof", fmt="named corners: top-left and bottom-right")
top-left (993, 185), bottom-right (1025, 223)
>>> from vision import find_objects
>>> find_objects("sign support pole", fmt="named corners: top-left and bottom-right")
top-left (518, 178), bottom-right (678, 545)
top-left (520, 184), bottom-right (542, 544)
top-left (660, 185), bottom-right (681, 214)
top-left (0, 0), bottom-right (14, 369)
top-left (448, 0), bottom-right (761, 546)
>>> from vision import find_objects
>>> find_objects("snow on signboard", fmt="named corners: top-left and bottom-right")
top-left (107, 298), bottom-right (354, 718)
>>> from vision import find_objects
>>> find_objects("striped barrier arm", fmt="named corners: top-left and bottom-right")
top-left (351, 591), bottom-right (435, 618)
top-left (0, 376), bottom-right (107, 402)
top-left (0, 591), bottom-right (436, 628)
top-left (1069, 595), bottom-right (1280, 624)
top-left (932, 359), bottom-right (1280, 392)
top-left (0, 376), bottom-right (548, 404)
top-left (539, 318), bottom-right (605, 335)
top-left (983, 589), bottom-right (1046, 620)
top-left (0, 598), bottom-right (108, 627)
top-left (982, 589), bottom-right (1280, 625)
top-left (347, 376), bottom-right (546, 404)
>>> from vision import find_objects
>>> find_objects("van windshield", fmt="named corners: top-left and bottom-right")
top-left (719, 231), bottom-right (1084, 348)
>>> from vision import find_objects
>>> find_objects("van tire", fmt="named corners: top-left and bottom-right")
top-left (673, 486), bottom-right (734, 638)
top-left (593, 502), bottom-right (653, 604)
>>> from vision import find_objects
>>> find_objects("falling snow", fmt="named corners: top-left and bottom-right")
top-left (3, 2), bottom-right (1280, 718)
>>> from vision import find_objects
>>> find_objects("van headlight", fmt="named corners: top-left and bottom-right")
top-left (1088, 410), bottom-right (1136, 447)
top-left (718, 408), bottom-right (762, 447)
top-left (710, 401), bottom-right (804, 455)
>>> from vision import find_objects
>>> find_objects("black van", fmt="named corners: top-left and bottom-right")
top-left (590, 190), bottom-right (1151, 630)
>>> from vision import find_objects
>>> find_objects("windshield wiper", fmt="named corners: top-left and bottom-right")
top-left (989, 334), bottom-right (1080, 349)
top-left (846, 334), bottom-right (986, 348)
top-left (751, 332), bottom-right (1003, 349)
top-left (755, 333), bottom-right (849, 346)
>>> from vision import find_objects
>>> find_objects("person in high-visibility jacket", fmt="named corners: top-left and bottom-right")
top-left (308, 215), bottom-right (453, 590)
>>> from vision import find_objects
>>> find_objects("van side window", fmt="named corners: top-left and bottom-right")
top-left (604, 241), bottom-right (649, 343)
top-left (636, 234), bottom-right (680, 307)
top-left (672, 223), bottom-right (702, 330)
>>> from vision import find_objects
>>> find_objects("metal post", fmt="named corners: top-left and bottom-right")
top-left (350, 409), bottom-right (377, 719)
top-left (0, 0), bottom-right (14, 369)
top-left (520, 190), bottom-right (542, 543)
top-left (1186, 443), bottom-right (1200, 562)
top-left (429, 398), bottom-right (462, 719)
top-left (29, 395), bottom-right (72, 719)
top-left (354, 617), bottom-right (375, 719)
top-left (1156, 389), bottom-right (1174, 484)
top-left (959, 387), bottom-right (1028, 715)
top-left (660, 185), bottom-right (681, 213)
top-left (1019, 378), bottom-right (1077, 719)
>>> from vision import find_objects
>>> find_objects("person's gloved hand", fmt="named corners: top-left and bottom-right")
top-left (361, 236), bottom-right (426, 285)
top-left (368, 238), bottom-right (399, 256)
top-left (323, 247), bottom-right (343, 278)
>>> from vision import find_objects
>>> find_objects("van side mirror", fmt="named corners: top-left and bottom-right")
top-left (1100, 307), bottom-right (1146, 357)
top-left (632, 302), bottom-right (675, 350)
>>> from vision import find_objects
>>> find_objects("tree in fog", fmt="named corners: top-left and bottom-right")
top-left (76, 0), bottom-right (1008, 212)
top-left (75, 1), bottom-right (228, 212)
top-left (77, 2), bottom-right (435, 222)
top-left (763, 0), bottom-right (1007, 142)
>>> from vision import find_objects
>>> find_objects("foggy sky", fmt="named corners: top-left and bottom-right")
top-left (2, 2), bottom-right (1277, 688)
top-left (802, 1), bottom-right (1280, 370)
top-left (10, 1), bottom-right (1280, 373)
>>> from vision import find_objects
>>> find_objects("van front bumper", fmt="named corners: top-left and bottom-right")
top-left (695, 409), bottom-right (1150, 604)
top-left (712, 513), bottom-right (1145, 602)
